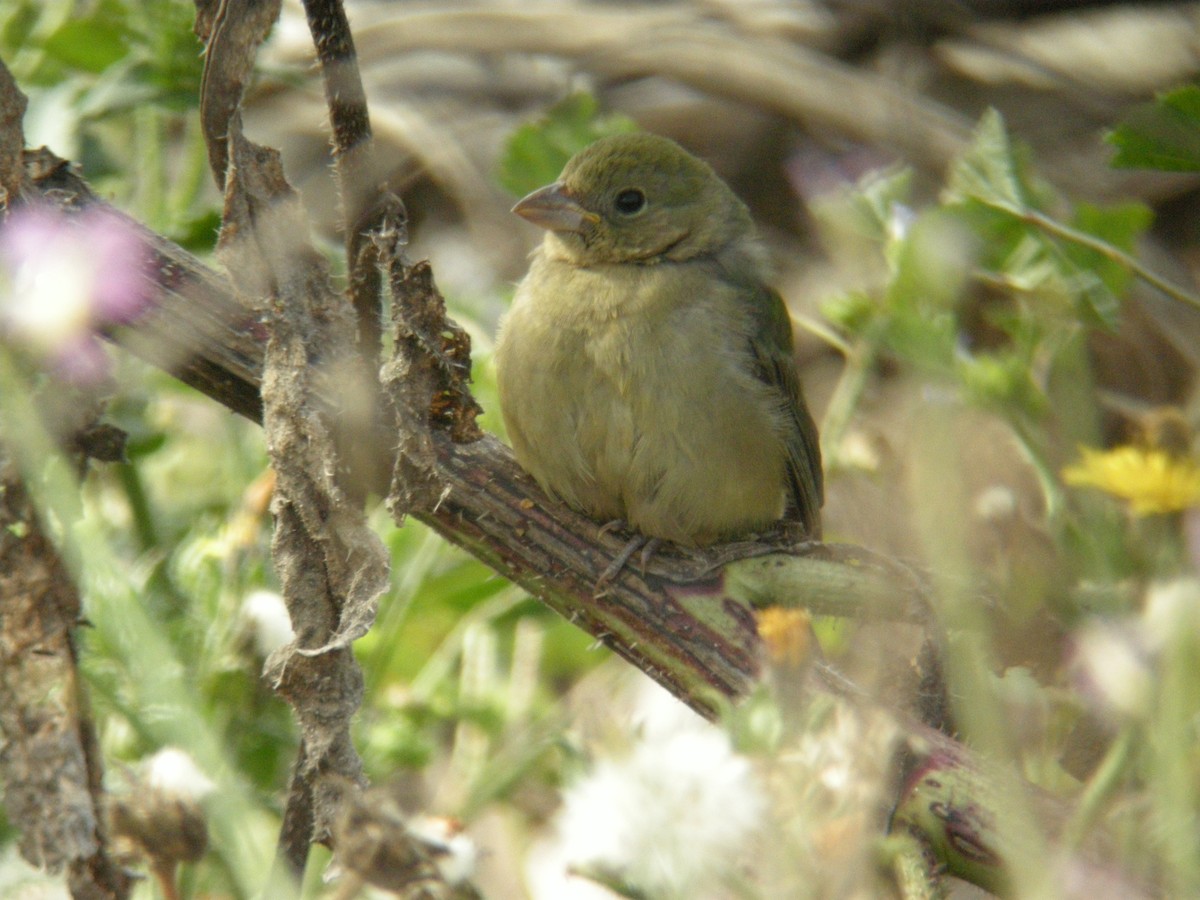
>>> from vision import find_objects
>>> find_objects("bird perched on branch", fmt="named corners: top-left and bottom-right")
top-left (495, 132), bottom-right (823, 552)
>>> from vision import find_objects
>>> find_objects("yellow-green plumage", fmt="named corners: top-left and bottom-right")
top-left (495, 133), bottom-right (822, 546)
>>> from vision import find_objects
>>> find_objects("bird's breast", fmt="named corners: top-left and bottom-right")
top-left (497, 255), bottom-right (787, 544)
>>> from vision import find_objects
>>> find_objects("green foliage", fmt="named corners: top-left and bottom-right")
top-left (2, 0), bottom-right (201, 102)
top-left (946, 109), bottom-right (1141, 331)
top-left (497, 92), bottom-right (638, 197)
top-left (42, 10), bottom-right (132, 74)
top-left (822, 108), bottom-right (1154, 439)
top-left (957, 349), bottom-right (1046, 418)
top-left (1069, 201), bottom-right (1155, 297)
top-left (815, 107), bottom-right (1200, 628)
top-left (817, 114), bottom-right (1200, 896)
top-left (832, 164), bottom-right (914, 243)
top-left (1109, 84), bottom-right (1200, 172)
top-left (944, 108), bottom-right (1045, 213)
top-left (3, 0), bottom-right (216, 249)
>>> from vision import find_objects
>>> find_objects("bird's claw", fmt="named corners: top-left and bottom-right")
top-left (597, 519), bottom-right (629, 539)
top-left (594, 534), bottom-right (662, 593)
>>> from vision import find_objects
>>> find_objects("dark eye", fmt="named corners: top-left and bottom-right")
top-left (614, 188), bottom-right (646, 215)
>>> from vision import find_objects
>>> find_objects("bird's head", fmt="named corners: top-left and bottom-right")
top-left (512, 133), bottom-right (753, 266)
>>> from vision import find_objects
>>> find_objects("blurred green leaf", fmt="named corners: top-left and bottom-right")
top-left (1109, 85), bottom-right (1200, 172)
top-left (888, 207), bottom-right (974, 315)
top-left (1067, 268), bottom-right (1120, 330)
top-left (0, 2), bottom-right (39, 58)
top-left (76, 59), bottom-right (161, 117)
top-left (846, 166), bottom-right (913, 242)
top-left (170, 209), bottom-right (222, 253)
top-left (881, 304), bottom-right (958, 374)
top-left (942, 111), bottom-right (1152, 333)
top-left (498, 92), bottom-right (638, 197)
top-left (819, 290), bottom-right (877, 337)
top-left (1068, 201), bottom-right (1154, 297)
top-left (945, 108), bottom-right (1030, 212)
top-left (126, 0), bottom-right (206, 109)
top-left (950, 200), bottom-right (1029, 272)
top-left (43, 15), bottom-right (132, 74)
top-left (958, 350), bottom-right (1046, 419)
top-left (993, 231), bottom-right (1118, 331)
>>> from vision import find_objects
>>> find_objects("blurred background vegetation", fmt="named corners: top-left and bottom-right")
top-left (2, 0), bottom-right (1200, 897)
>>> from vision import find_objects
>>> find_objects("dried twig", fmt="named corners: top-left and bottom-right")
top-left (195, 0), bottom-right (396, 880)
top-left (0, 442), bottom-right (134, 899)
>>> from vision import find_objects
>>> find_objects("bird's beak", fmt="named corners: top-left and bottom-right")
top-left (512, 183), bottom-right (600, 234)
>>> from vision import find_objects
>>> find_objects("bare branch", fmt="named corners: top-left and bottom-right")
top-left (0, 444), bottom-right (134, 899)
top-left (196, 0), bottom-right (282, 188)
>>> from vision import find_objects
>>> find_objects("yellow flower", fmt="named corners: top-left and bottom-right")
top-left (756, 607), bottom-right (814, 669)
top-left (1063, 446), bottom-right (1200, 515)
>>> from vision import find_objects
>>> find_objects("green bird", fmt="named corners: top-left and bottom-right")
top-left (495, 132), bottom-right (823, 548)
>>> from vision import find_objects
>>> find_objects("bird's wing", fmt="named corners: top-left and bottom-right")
top-left (747, 284), bottom-right (824, 538)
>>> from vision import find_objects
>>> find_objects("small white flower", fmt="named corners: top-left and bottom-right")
top-left (837, 429), bottom-right (883, 474)
top-left (888, 201), bottom-right (917, 242)
top-left (408, 815), bottom-right (477, 886)
top-left (145, 748), bottom-right (215, 801)
top-left (241, 589), bottom-right (295, 656)
top-left (1070, 622), bottom-right (1153, 722)
top-left (787, 703), bottom-right (877, 805)
top-left (974, 484), bottom-right (1017, 522)
top-left (1141, 578), bottom-right (1200, 651)
top-left (533, 682), bottom-right (764, 899)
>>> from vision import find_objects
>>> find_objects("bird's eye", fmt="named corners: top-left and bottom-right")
top-left (614, 188), bottom-right (646, 215)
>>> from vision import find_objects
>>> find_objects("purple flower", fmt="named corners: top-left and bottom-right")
top-left (0, 205), bottom-right (151, 380)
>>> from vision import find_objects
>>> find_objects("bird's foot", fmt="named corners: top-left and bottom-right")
top-left (597, 518), bottom-right (629, 539)
top-left (595, 533), bottom-right (663, 592)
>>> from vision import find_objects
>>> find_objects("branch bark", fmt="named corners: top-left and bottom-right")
top-left (0, 441), bottom-right (134, 899)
